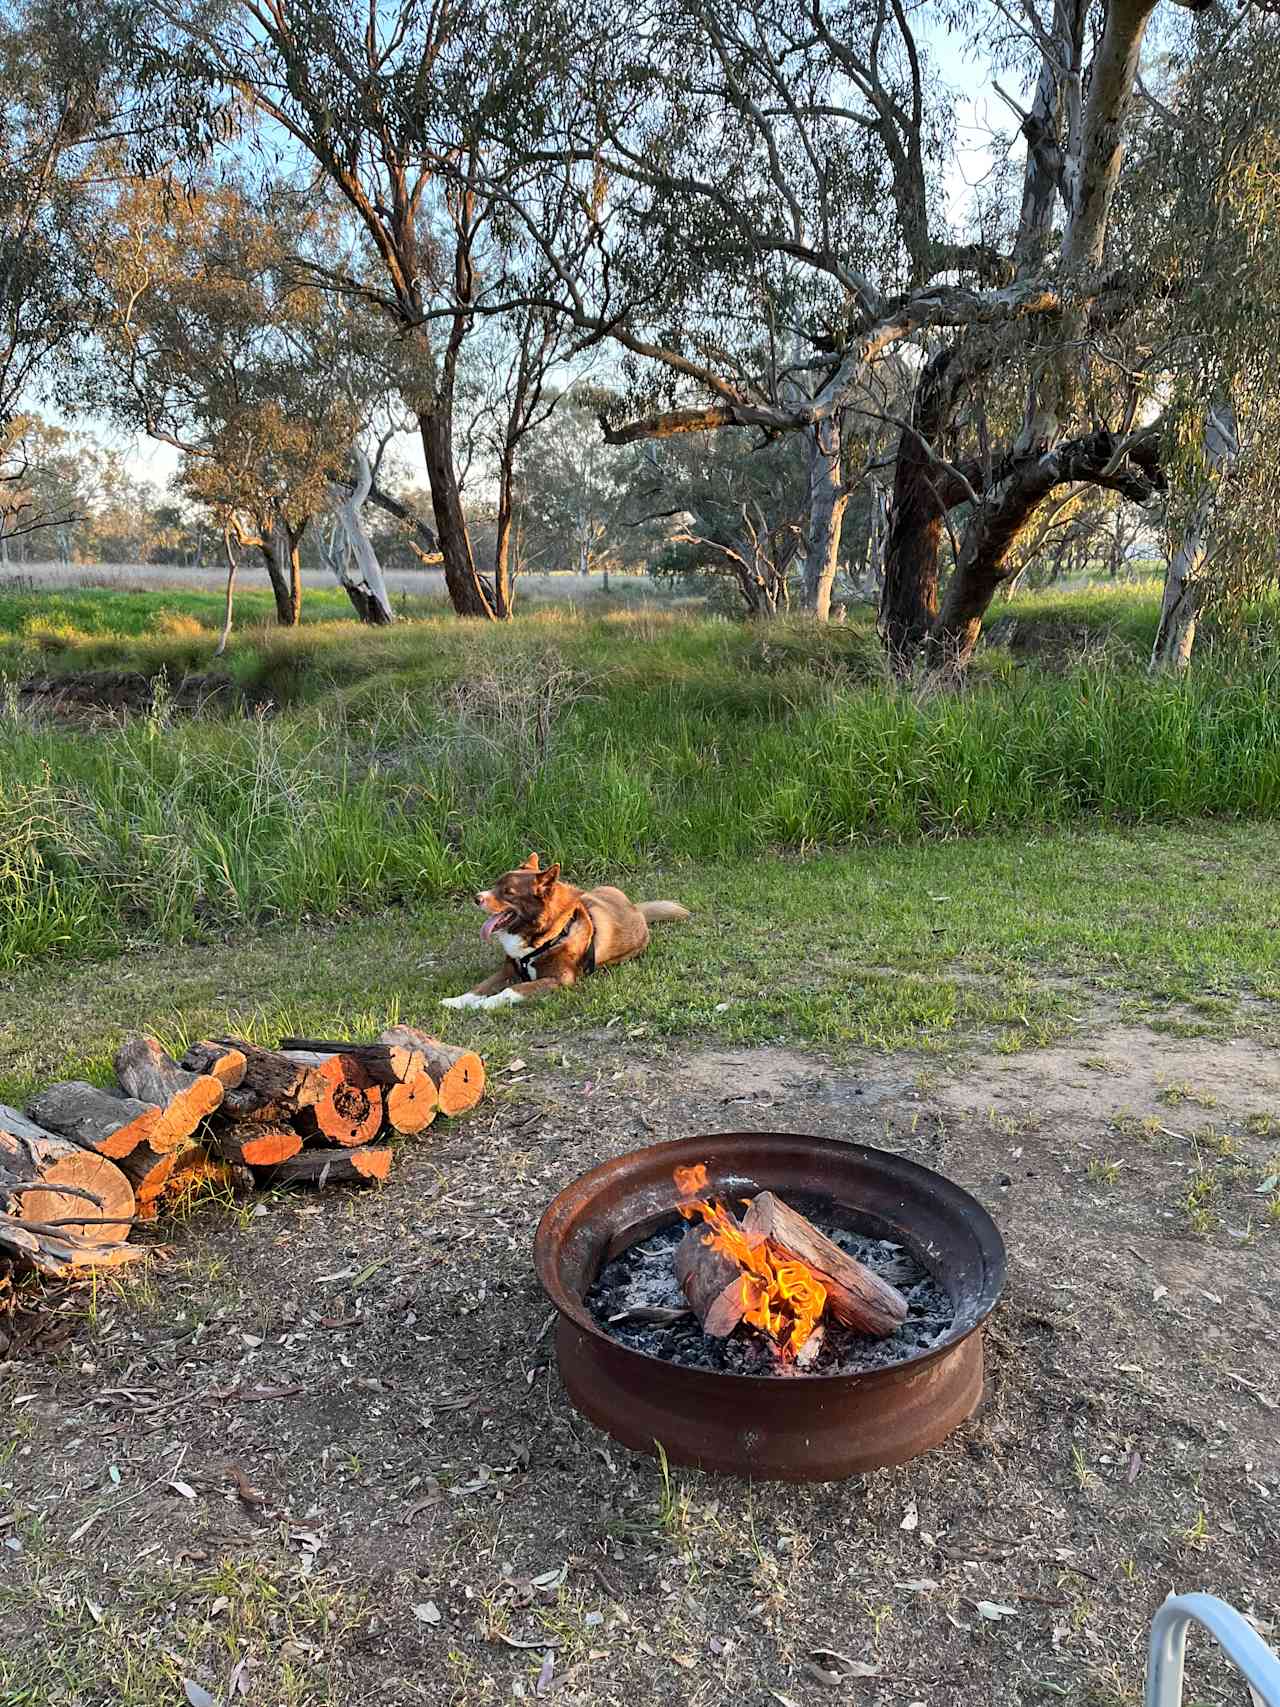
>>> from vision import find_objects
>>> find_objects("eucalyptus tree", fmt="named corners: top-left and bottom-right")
top-left (88, 176), bottom-right (375, 625)
top-left (510, 0), bottom-right (1279, 669)
top-left (144, 0), bottom-right (593, 621)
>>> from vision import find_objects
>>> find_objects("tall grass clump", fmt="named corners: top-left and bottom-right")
top-left (3, 602), bottom-right (1280, 971)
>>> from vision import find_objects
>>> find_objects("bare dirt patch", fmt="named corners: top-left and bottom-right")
top-left (2, 1025), bottom-right (1278, 1707)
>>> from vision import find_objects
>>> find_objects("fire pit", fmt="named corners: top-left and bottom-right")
top-left (533, 1131), bottom-right (1006, 1480)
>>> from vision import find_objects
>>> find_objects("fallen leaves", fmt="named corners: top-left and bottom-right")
top-left (413, 1601), bottom-right (442, 1625)
top-left (900, 1500), bottom-right (919, 1531)
top-left (804, 1649), bottom-right (882, 1685)
top-left (974, 1600), bottom-right (1019, 1621)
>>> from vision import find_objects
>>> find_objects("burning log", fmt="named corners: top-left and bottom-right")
top-left (276, 1038), bottom-right (438, 1134)
top-left (741, 1192), bottom-right (909, 1338)
top-left (674, 1225), bottom-right (750, 1337)
top-left (27, 1081), bottom-right (164, 1160)
top-left (259, 1144), bottom-right (393, 1187)
top-left (0, 1104), bottom-right (136, 1244)
top-left (378, 1027), bottom-right (484, 1115)
top-left (206, 1122), bottom-right (303, 1169)
top-left (114, 1037), bottom-right (224, 1138)
top-left (179, 1040), bottom-right (248, 1090)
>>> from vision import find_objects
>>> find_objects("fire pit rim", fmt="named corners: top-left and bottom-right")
top-left (534, 1129), bottom-right (1007, 1388)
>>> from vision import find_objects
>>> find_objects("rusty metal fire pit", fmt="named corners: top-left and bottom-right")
top-left (533, 1131), bottom-right (1006, 1481)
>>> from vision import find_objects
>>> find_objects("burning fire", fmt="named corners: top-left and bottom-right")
top-left (674, 1164), bottom-right (827, 1358)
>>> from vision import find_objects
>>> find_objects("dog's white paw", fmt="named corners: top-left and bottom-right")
top-left (441, 992), bottom-right (481, 1009)
top-left (477, 988), bottom-right (522, 1010)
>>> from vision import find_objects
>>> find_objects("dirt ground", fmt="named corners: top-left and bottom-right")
top-left (2, 1022), bottom-right (1278, 1707)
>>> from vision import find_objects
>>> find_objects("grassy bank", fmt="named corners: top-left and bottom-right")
top-left (3, 588), bottom-right (1280, 972)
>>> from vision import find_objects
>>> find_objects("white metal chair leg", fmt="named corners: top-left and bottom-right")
top-left (1146, 1594), bottom-right (1280, 1707)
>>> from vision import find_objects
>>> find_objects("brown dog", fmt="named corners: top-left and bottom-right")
top-left (441, 854), bottom-right (689, 1010)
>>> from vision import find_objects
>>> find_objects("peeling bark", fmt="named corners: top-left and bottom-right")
top-left (801, 417), bottom-right (850, 622)
top-left (326, 449), bottom-right (395, 625)
top-left (1151, 404), bottom-right (1237, 671)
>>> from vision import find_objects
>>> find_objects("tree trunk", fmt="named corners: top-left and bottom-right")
top-left (492, 451), bottom-right (518, 620)
top-left (327, 449), bottom-right (396, 625)
top-left (377, 1027), bottom-right (485, 1114)
top-left (1151, 404), bottom-right (1238, 671)
top-left (802, 417), bottom-right (849, 622)
top-left (216, 528), bottom-right (238, 656)
top-left (418, 410), bottom-right (496, 618)
top-left (260, 521), bottom-right (302, 626)
top-left (879, 351), bottom-right (958, 671)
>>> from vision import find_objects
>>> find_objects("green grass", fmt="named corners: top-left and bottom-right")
top-left (2, 821), bottom-right (1277, 1105)
top-left (3, 586), bottom-right (1280, 983)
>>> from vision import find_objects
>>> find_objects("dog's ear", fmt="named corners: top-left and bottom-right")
top-left (519, 852), bottom-right (540, 871)
top-left (536, 862), bottom-right (561, 888)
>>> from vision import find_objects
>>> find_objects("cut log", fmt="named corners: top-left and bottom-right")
top-left (382, 1074), bottom-right (437, 1135)
top-left (378, 1027), bottom-right (484, 1115)
top-left (276, 1038), bottom-right (437, 1134)
top-left (179, 1041), bottom-right (248, 1089)
top-left (260, 1144), bottom-right (393, 1187)
top-left (674, 1224), bottom-right (749, 1337)
top-left (276, 1038), bottom-right (423, 1084)
top-left (740, 1192), bottom-right (909, 1338)
top-left (163, 1144), bottom-right (254, 1200)
top-left (207, 1122), bottom-right (303, 1169)
top-left (0, 1107), bottom-right (135, 1245)
top-left (27, 1082), bottom-right (163, 1160)
top-left (114, 1036), bottom-right (224, 1142)
top-left (278, 1051), bottom-right (384, 1147)
top-left (116, 1142), bottom-right (177, 1203)
top-left (212, 1039), bottom-right (332, 1120)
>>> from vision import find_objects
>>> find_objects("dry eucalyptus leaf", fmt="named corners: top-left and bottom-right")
top-left (900, 1500), bottom-right (919, 1531)
top-left (182, 1682), bottom-right (216, 1707)
top-left (976, 1601), bottom-right (1019, 1620)
top-left (413, 1601), bottom-right (442, 1625)
top-left (535, 1651), bottom-right (554, 1695)
top-left (169, 1480), bottom-right (197, 1500)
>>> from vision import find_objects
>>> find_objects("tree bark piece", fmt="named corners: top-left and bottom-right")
top-left (0, 1218), bottom-right (152, 1278)
top-left (674, 1224), bottom-right (749, 1336)
top-left (179, 1041), bottom-right (248, 1090)
top-left (0, 1107), bottom-right (136, 1245)
top-left (212, 1039), bottom-right (332, 1119)
top-left (740, 1192), bottom-right (908, 1337)
top-left (260, 1145), bottom-right (393, 1187)
top-left (276, 1038), bottom-right (438, 1134)
top-left (279, 1051), bottom-right (384, 1147)
top-left (378, 1027), bottom-right (484, 1115)
top-left (28, 1082), bottom-right (163, 1160)
top-left (114, 1036), bottom-right (224, 1142)
top-left (207, 1122), bottom-right (304, 1169)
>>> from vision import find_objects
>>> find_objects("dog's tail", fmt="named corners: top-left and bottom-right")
top-left (639, 900), bottom-right (691, 924)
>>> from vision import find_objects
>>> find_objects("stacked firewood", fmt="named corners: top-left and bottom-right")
top-left (0, 1026), bottom-right (484, 1279)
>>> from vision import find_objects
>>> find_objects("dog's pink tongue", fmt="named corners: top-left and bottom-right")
top-left (481, 911), bottom-right (505, 941)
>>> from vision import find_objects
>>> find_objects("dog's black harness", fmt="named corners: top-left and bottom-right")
top-left (515, 911), bottom-right (596, 982)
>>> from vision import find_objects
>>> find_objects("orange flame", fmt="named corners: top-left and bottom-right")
top-left (675, 1168), bottom-right (826, 1359)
